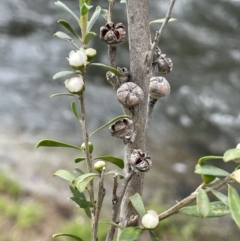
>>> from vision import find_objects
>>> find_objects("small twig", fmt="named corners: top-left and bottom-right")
top-left (158, 176), bottom-right (232, 221)
top-left (105, 171), bottom-right (135, 241)
top-left (108, 45), bottom-right (117, 69)
top-left (147, 97), bottom-right (158, 125)
top-left (108, 0), bottom-right (116, 23)
top-left (93, 169), bottom-right (106, 241)
top-left (147, 0), bottom-right (176, 64)
top-left (112, 175), bottom-right (118, 204)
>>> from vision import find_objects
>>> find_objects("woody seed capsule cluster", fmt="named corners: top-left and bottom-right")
top-left (100, 22), bottom-right (126, 45)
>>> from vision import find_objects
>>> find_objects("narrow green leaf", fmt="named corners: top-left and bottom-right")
top-left (36, 139), bottom-right (80, 150)
top-left (99, 219), bottom-right (123, 229)
top-left (195, 164), bottom-right (230, 177)
top-left (228, 184), bottom-right (240, 227)
top-left (149, 18), bottom-right (177, 25)
top-left (74, 157), bottom-right (86, 163)
top-left (53, 70), bottom-right (77, 80)
top-left (55, 1), bottom-right (79, 23)
top-left (197, 188), bottom-right (210, 218)
top-left (76, 177), bottom-right (93, 192)
top-left (105, 170), bottom-right (124, 179)
top-left (75, 173), bottom-right (98, 184)
top-left (57, 19), bottom-right (81, 39)
top-left (89, 115), bottom-right (131, 137)
top-left (69, 197), bottom-right (95, 208)
top-left (118, 227), bottom-right (143, 241)
top-left (100, 9), bottom-right (108, 21)
top-left (201, 175), bottom-right (216, 185)
top-left (129, 193), bottom-right (146, 217)
top-left (54, 31), bottom-right (72, 41)
top-left (71, 101), bottom-right (79, 119)
top-left (198, 156), bottom-right (223, 165)
top-left (87, 6), bottom-right (101, 32)
top-left (209, 188), bottom-right (228, 205)
top-left (223, 148), bottom-right (240, 162)
top-left (94, 156), bottom-right (124, 169)
top-left (73, 168), bottom-right (85, 176)
top-left (89, 63), bottom-right (121, 76)
top-left (178, 201), bottom-right (230, 218)
top-left (149, 231), bottom-right (160, 241)
top-left (53, 233), bottom-right (83, 241)
top-left (84, 32), bottom-right (97, 45)
top-left (50, 93), bottom-right (75, 98)
top-left (53, 170), bottom-right (75, 182)
top-left (81, 3), bottom-right (93, 16)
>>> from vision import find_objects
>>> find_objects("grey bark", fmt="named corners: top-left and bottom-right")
top-left (120, 0), bottom-right (152, 226)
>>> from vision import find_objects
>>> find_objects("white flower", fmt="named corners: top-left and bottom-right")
top-left (68, 48), bottom-right (87, 68)
top-left (142, 210), bottom-right (159, 229)
top-left (232, 170), bottom-right (240, 184)
top-left (65, 77), bottom-right (84, 94)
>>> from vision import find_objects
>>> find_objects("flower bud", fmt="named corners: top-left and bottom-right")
top-left (65, 77), bottom-right (84, 95)
top-left (231, 170), bottom-right (240, 184)
top-left (236, 143), bottom-right (240, 149)
top-left (94, 161), bottom-right (106, 172)
top-left (85, 48), bottom-right (97, 62)
top-left (142, 210), bottom-right (159, 229)
top-left (80, 142), bottom-right (94, 154)
top-left (68, 48), bottom-right (88, 70)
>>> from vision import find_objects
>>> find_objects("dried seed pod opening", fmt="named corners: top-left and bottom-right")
top-left (117, 82), bottom-right (144, 107)
top-left (149, 76), bottom-right (170, 99)
top-left (130, 149), bottom-right (152, 172)
top-left (109, 118), bottom-right (134, 143)
top-left (117, 67), bottom-right (130, 85)
top-left (152, 46), bottom-right (162, 63)
top-left (100, 22), bottom-right (126, 45)
top-left (152, 53), bottom-right (173, 75)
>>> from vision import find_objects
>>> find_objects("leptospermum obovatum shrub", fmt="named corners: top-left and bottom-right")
top-left (36, 0), bottom-right (240, 240)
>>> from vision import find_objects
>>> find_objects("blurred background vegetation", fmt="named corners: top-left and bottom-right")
top-left (0, 0), bottom-right (240, 240)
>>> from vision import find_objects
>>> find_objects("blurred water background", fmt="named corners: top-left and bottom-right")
top-left (0, 0), bottom-right (240, 240)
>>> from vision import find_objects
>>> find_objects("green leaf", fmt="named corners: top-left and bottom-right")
top-left (94, 156), bottom-right (124, 169)
top-left (149, 231), bottom-right (160, 241)
top-left (89, 63), bottom-right (121, 76)
top-left (195, 164), bottom-right (230, 177)
top-left (57, 19), bottom-right (81, 39)
top-left (71, 101), bottom-right (79, 119)
top-left (87, 6), bottom-right (101, 32)
top-left (178, 201), bottom-right (230, 218)
top-left (81, 3), bottom-right (93, 16)
top-left (53, 170), bottom-right (75, 182)
top-left (198, 156), bottom-right (223, 165)
top-left (99, 219), bottom-right (123, 229)
top-left (223, 148), bottom-right (240, 162)
top-left (201, 175), bottom-right (216, 185)
top-left (69, 197), bottom-right (95, 208)
top-left (118, 227), bottom-right (143, 241)
top-left (209, 188), bottom-right (228, 205)
top-left (105, 170), bottom-right (124, 179)
top-left (89, 115), bottom-right (131, 137)
top-left (76, 177), bottom-right (93, 192)
top-left (228, 184), bottom-right (240, 227)
top-left (53, 233), bottom-right (83, 241)
top-left (149, 18), bottom-right (177, 25)
top-left (50, 93), bottom-right (75, 98)
top-left (54, 31), bottom-right (72, 41)
top-left (74, 157), bottom-right (86, 163)
top-left (73, 168), bottom-right (85, 176)
top-left (100, 9), bottom-right (108, 21)
top-left (55, 1), bottom-right (79, 23)
top-left (75, 173), bottom-right (98, 184)
top-left (53, 70), bottom-right (77, 80)
top-left (84, 32), bottom-right (97, 45)
top-left (197, 188), bottom-right (210, 217)
top-left (129, 193), bottom-right (146, 217)
top-left (36, 139), bottom-right (80, 150)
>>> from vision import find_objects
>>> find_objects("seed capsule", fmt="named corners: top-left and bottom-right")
top-left (149, 76), bottom-right (170, 99)
top-left (130, 149), bottom-right (152, 172)
top-left (117, 82), bottom-right (144, 107)
top-left (152, 53), bottom-right (173, 75)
